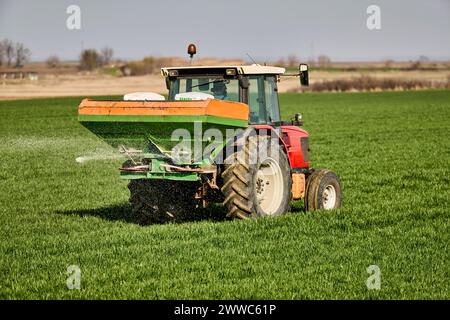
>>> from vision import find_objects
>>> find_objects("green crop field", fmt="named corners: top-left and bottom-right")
top-left (0, 90), bottom-right (449, 299)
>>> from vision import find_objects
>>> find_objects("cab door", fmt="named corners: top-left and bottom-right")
top-left (247, 75), bottom-right (281, 125)
top-left (263, 75), bottom-right (281, 125)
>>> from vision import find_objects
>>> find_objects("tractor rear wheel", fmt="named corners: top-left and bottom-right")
top-left (128, 179), bottom-right (196, 225)
top-left (305, 169), bottom-right (342, 211)
top-left (221, 135), bottom-right (292, 219)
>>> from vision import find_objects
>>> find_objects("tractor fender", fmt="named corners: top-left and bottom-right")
top-left (253, 124), bottom-right (290, 155)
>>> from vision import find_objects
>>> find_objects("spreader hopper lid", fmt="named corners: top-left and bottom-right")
top-left (78, 98), bottom-right (249, 127)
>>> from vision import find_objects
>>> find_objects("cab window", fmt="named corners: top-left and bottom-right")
top-left (264, 76), bottom-right (280, 123)
top-left (248, 76), bottom-right (266, 124)
top-left (169, 78), bottom-right (240, 101)
top-left (248, 75), bottom-right (280, 124)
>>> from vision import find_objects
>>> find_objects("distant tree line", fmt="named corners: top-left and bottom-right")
top-left (276, 54), bottom-right (332, 68)
top-left (79, 47), bottom-right (114, 71)
top-left (0, 40), bottom-right (115, 71)
top-left (0, 39), bottom-right (31, 68)
top-left (45, 46), bottom-right (114, 70)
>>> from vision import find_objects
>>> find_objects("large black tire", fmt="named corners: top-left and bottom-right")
top-left (221, 135), bottom-right (292, 219)
top-left (305, 169), bottom-right (342, 211)
top-left (128, 179), bottom-right (197, 225)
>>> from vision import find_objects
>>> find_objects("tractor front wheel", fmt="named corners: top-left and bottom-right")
top-left (305, 169), bottom-right (342, 211)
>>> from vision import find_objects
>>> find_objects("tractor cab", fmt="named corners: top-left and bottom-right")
top-left (161, 65), bottom-right (308, 126)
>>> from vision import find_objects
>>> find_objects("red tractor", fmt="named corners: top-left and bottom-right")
top-left (78, 62), bottom-right (342, 224)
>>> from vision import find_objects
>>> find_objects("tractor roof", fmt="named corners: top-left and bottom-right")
top-left (161, 65), bottom-right (286, 76)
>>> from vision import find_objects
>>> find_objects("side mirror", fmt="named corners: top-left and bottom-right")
top-left (291, 113), bottom-right (303, 126)
top-left (299, 64), bottom-right (309, 86)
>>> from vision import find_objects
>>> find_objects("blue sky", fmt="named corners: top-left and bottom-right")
top-left (1, 0), bottom-right (449, 62)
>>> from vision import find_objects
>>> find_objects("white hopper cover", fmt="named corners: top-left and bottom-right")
top-left (175, 92), bottom-right (214, 101)
top-left (123, 92), bottom-right (165, 101)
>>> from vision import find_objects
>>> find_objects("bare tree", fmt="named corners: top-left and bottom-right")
top-left (46, 55), bottom-right (60, 68)
top-left (2, 39), bottom-right (15, 67)
top-left (276, 57), bottom-right (286, 67)
top-left (0, 41), bottom-right (4, 67)
top-left (287, 54), bottom-right (299, 68)
top-left (80, 49), bottom-right (100, 70)
top-left (14, 42), bottom-right (31, 68)
top-left (317, 55), bottom-right (331, 68)
top-left (100, 46), bottom-right (114, 66)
